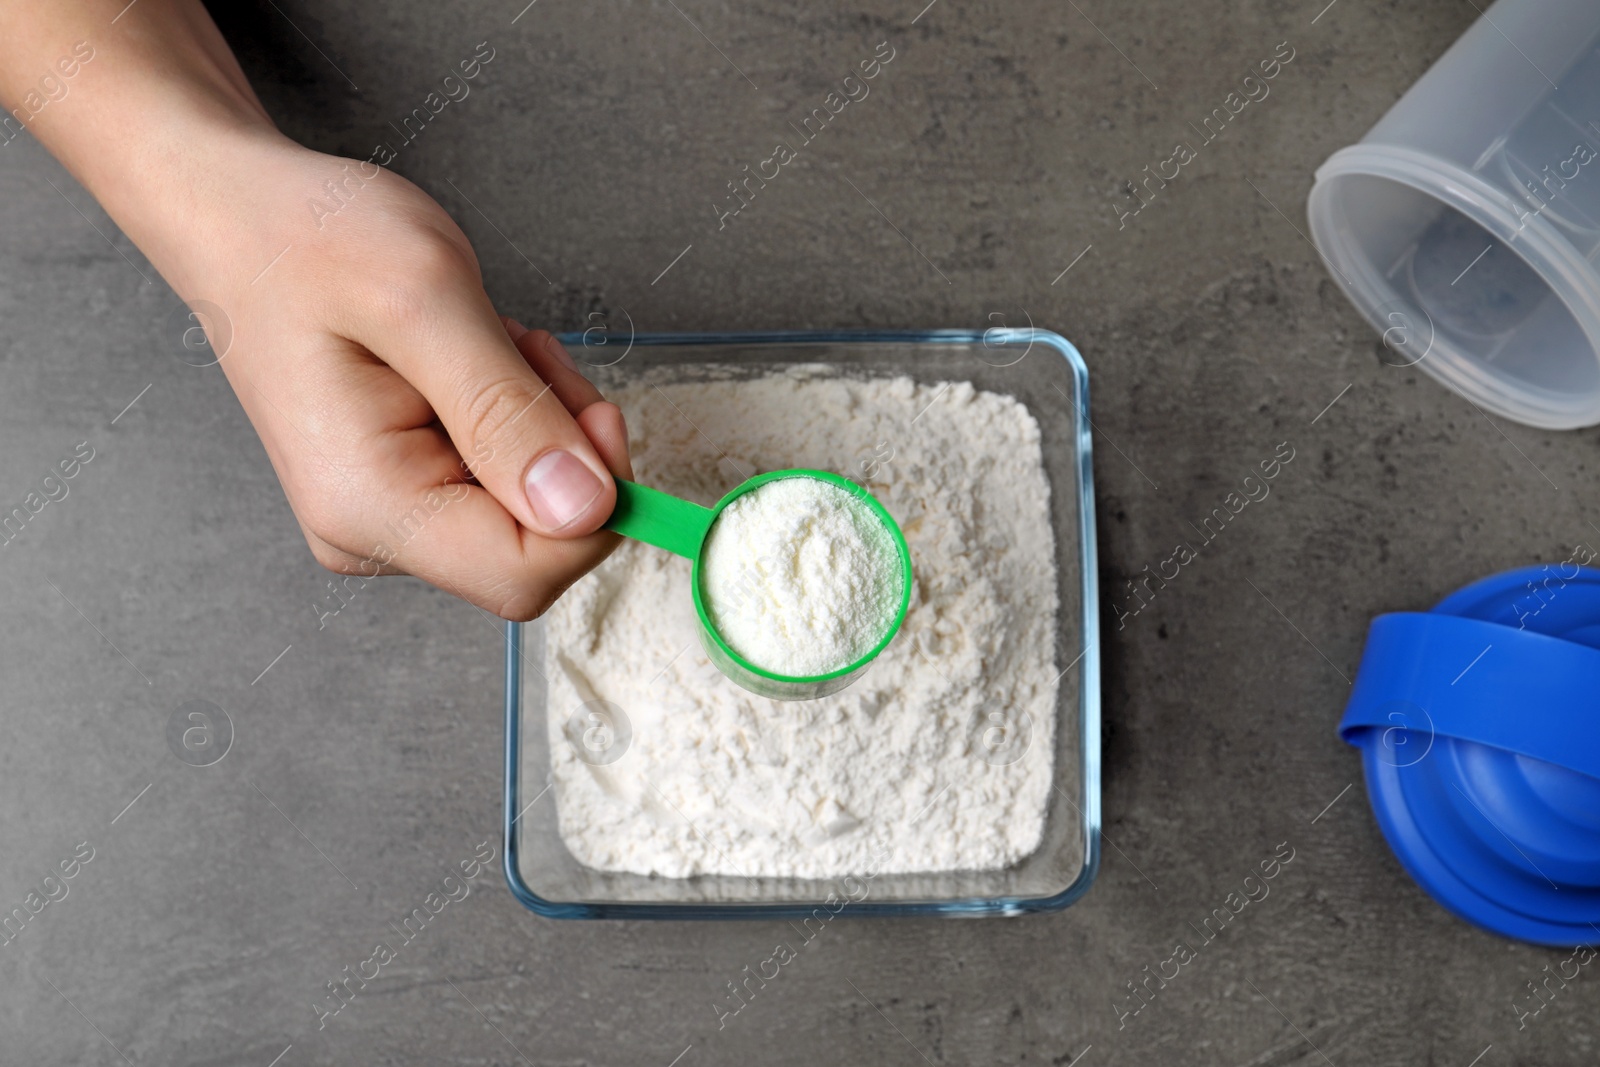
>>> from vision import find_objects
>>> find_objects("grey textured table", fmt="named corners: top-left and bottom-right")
top-left (2, 1), bottom-right (1594, 1064)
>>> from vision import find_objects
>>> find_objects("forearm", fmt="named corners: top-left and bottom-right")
top-left (0, 0), bottom-right (289, 290)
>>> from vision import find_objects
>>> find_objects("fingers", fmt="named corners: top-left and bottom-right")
top-left (394, 483), bottom-right (617, 621)
top-left (297, 289), bottom-right (635, 617)
top-left (577, 401), bottom-right (633, 481)
top-left (344, 247), bottom-right (616, 540)
top-left (298, 521), bottom-right (404, 576)
top-left (356, 444), bottom-right (617, 620)
top-left (290, 416), bottom-right (618, 620)
top-left (499, 318), bottom-right (633, 482)
top-left (500, 317), bottom-right (604, 414)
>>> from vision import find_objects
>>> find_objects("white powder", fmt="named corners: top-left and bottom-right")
top-left (544, 372), bottom-right (1059, 878)
top-left (701, 476), bottom-right (903, 677)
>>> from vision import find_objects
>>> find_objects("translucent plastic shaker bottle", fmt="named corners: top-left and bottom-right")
top-left (1307, 0), bottom-right (1600, 428)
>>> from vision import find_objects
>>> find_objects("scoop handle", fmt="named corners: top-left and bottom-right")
top-left (604, 479), bottom-right (714, 560)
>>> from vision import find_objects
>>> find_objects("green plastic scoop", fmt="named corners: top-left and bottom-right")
top-left (603, 469), bottom-right (913, 700)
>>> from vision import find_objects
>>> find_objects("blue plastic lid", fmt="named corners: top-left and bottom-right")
top-left (1339, 564), bottom-right (1600, 946)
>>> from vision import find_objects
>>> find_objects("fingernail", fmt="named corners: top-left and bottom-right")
top-left (524, 450), bottom-right (604, 531)
top-left (545, 336), bottom-right (580, 373)
top-left (505, 318), bottom-right (530, 341)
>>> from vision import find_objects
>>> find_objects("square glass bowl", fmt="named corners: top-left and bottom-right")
top-left (502, 329), bottom-right (1100, 919)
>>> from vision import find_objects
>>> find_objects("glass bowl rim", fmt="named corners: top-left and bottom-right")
top-left (500, 327), bottom-right (1102, 920)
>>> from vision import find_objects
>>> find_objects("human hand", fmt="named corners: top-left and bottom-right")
top-left (206, 139), bottom-right (632, 619)
top-left (0, 1), bottom-right (631, 619)
top-left (166, 136), bottom-right (633, 620)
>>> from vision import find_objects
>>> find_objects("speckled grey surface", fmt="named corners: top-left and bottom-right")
top-left (2, 0), bottom-right (1596, 1064)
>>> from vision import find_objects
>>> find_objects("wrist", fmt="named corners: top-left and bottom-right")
top-left (22, 12), bottom-right (298, 297)
top-left (97, 116), bottom-right (307, 297)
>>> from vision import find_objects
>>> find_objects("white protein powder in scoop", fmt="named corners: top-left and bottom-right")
top-left (700, 477), bottom-right (902, 677)
top-left (544, 372), bottom-right (1059, 879)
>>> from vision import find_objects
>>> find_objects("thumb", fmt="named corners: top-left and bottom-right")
top-left (354, 273), bottom-right (616, 538)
